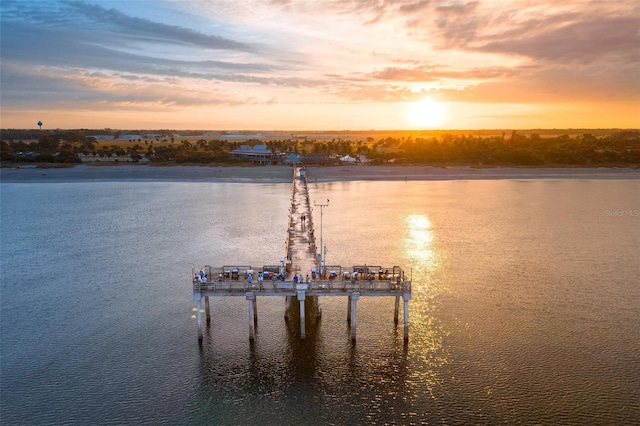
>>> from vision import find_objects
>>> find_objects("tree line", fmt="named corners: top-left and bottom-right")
top-left (1, 130), bottom-right (638, 167)
top-left (367, 131), bottom-right (640, 166)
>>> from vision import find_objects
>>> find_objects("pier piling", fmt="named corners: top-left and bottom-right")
top-left (195, 294), bottom-right (203, 343)
top-left (253, 296), bottom-right (258, 325)
top-left (205, 296), bottom-right (211, 326)
top-left (313, 296), bottom-right (322, 318)
top-left (394, 296), bottom-right (400, 325)
top-left (350, 293), bottom-right (360, 341)
top-left (246, 292), bottom-right (255, 341)
top-left (284, 296), bottom-right (292, 319)
top-left (403, 293), bottom-right (411, 341)
top-left (298, 291), bottom-right (306, 339)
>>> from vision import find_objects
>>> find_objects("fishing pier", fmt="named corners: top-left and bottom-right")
top-left (192, 167), bottom-right (412, 343)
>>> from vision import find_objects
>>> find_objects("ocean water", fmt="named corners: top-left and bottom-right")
top-left (1, 179), bottom-right (639, 425)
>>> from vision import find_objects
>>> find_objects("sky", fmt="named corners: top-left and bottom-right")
top-left (1, 0), bottom-right (638, 130)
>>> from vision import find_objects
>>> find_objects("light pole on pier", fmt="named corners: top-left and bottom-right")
top-left (314, 199), bottom-right (329, 274)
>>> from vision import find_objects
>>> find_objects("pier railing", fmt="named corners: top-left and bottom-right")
top-left (193, 278), bottom-right (411, 295)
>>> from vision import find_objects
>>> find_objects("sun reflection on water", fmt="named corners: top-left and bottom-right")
top-left (403, 213), bottom-right (449, 397)
top-left (405, 214), bottom-right (437, 271)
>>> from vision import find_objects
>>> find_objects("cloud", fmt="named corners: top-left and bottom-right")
top-left (0, 0), bottom-right (324, 96)
top-left (0, 63), bottom-right (249, 109)
top-left (332, 84), bottom-right (420, 103)
top-left (405, 1), bottom-right (640, 65)
top-left (477, 15), bottom-right (640, 64)
top-left (3, 0), bottom-right (257, 52)
top-left (327, 0), bottom-right (639, 107)
top-left (75, 1), bottom-right (258, 51)
top-left (1, 0), bottom-right (638, 129)
top-left (369, 64), bottom-right (525, 82)
top-left (324, 0), bottom-right (638, 67)
top-left (398, 1), bottom-right (432, 14)
top-left (4, 21), bottom-right (262, 67)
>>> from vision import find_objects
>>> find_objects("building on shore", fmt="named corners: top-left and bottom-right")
top-left (229, 144), bottom-right (274, 165)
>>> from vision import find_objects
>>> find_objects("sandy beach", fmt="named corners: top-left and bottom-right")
top-left (1, 164), bottom-right (639, 183)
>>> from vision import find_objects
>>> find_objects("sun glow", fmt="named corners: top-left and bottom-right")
top-left (407, 97), bottom-right (447, 128)
top-left (404, 214), bottom-right (436, 264)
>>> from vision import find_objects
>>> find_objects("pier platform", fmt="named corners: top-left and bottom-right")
top-left (192, 167), bottom-right (412, 342)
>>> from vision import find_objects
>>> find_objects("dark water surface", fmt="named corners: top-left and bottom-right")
top-left (1, 179), bottom-right (638, 425)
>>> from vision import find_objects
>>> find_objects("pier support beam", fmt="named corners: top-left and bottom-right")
top-left (246, 292), bottom-right (255, 341)
top-left (350, 293), bottom-right (360, 341)
top-left (403, 292), bottom-right (412, 342)
top-left (298, 291), bottom-right (306, 339)
top-left (205, 296), bottom-right (211, 326)
top-left (313, 296), bottom-right (322, 318)
top-left (347, 294), bottom-right (352, 322)
top-left (394, 296), bottom-right (400, 325)
top-left (195, 294), bottom-right (203, 343)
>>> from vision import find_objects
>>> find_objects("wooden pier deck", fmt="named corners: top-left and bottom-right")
top-left (192, 167), bottom-right (412, 342)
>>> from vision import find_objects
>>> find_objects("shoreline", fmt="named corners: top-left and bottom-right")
top-left (1, 164), bottom-right (639, 183)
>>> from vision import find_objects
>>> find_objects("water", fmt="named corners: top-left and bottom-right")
top-left (1, 179), bottom-right (639, 425)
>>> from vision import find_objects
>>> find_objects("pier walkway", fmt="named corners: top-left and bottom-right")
top-left (192, 167), bottom-right (411, 343)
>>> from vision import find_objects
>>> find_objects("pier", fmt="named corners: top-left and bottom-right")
top-left (192, 167), bottom-right (412, 343)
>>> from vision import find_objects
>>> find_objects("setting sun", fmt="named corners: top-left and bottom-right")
top-left (407, 98), bottom-right (447, 129)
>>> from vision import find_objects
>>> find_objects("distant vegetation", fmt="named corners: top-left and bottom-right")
top-left (369, 131), bottom-right (640, 166)
top-left (1, 128), bottom-right (638, 167)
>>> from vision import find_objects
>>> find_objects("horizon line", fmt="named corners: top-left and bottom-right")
top-left (2, 128), bottom-right (638, 132)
